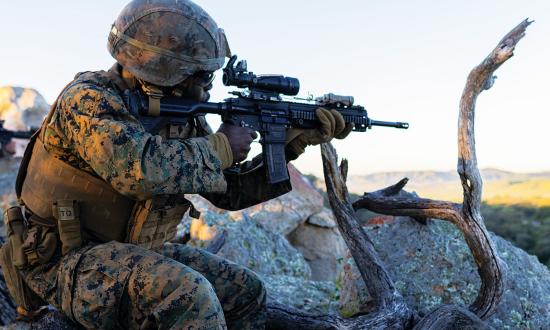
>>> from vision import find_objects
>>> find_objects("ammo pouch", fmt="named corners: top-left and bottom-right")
top-left (0, 207), bottom-right (47, 311)
top-left (127, 195), bottom-right (191, 250)
top-left (21, 223), bottom-right (58, 267)
top-left (2, 206), bottom-right (58, 269)
top-left (52, 200), bottom-right (82, 255)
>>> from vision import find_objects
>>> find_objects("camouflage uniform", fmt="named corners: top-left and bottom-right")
top-left (19, 65), bottom-right (291, 329)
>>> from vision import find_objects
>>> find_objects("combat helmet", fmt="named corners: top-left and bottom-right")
top-left (107, 0), bottom-right (231, 87)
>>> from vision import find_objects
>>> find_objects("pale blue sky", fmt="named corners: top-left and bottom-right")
top-left (1, 1), bottom-right (549, 176)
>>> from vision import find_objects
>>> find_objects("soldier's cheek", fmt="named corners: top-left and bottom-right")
top-left (202, 91), bottom-right (210, 102)
top-left (190, 85), bottom-right (209, 102)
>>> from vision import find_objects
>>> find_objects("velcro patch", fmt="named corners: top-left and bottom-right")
top-left (58, 207), bottom-right (76, 221)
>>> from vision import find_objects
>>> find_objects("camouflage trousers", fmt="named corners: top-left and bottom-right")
top-left (20, 241), bottom-right (266, 329)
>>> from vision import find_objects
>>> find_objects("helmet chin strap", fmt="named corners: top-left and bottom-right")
top-left (129, 72), bottom-right (210, 117)
top-left (137, 79), bottom-right (164, 117)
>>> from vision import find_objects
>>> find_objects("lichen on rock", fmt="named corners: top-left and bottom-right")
top-left (338, 216), bottom-right (550, 329)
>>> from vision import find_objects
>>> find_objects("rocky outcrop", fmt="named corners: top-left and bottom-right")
top-left (185, 164), bottom-right (324, 236)
top-left (338, 216), bottom-right (550, 329)
top-left (287, 208), bottom-right (346, 281)
top-left (0, 87), bottom-right (48, 157)
top-left (181, 164), bottom-right (333, 280)
top-left (0, 87), bottom-right (48, 131)
top-left (190, 216), bottom-right (312, 278)
top-left (262, 274), bottom-right (337, 315)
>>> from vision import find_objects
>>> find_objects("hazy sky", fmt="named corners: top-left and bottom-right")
top-left (1, 1), bottom-right (549, 176)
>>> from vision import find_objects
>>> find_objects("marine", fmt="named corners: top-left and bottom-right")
top-left (0, 0), bottom-right (351, 328)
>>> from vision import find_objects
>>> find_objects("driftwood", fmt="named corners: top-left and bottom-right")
top-left (267, 19), bottom-right (530, 329)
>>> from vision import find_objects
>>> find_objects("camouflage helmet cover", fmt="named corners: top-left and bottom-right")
top-left (108, 0), bottom-right (231, 87)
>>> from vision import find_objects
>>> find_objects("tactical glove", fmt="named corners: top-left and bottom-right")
top-left (208, 123), bottom-right (258, 169)
top-left (217, 123), bottom-right (258, 163)
top-left (286, 108), bottom-right (353, 157)
top-left (206, 132), bottom-right (233, 170)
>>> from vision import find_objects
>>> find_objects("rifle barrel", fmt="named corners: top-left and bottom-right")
top-left (369, 120), bottom-right (409, 129)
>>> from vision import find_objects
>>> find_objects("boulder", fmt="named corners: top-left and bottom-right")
top-left (338, 216), bottom-right (550, 329)
top-left (182, 211), bottom-right (311, 279)
top-left (185, 164), bottom-right (324, 236)
top-left (0, 87), bottom-right (48, 131)
top-left (0, 87), bottom-right (48, 157)
top-left (177, 164), bottom-right (327, 279)
top-left (262, 274), bottom-right (338, 315)
top-left (207, 217), bottom-right (311, 278)
top-left (287, 208), bottom-right (347, 281)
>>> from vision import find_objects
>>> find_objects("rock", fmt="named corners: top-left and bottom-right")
top-left (186, 215), bottom-right (312, 279)
top-left (287, 208), bottom-right (346, 281)
top-left (338, 217), bottom-right (550, 328)
top-left (0, 87), bottom-right (48, 157)
top-left (0, 87), bottom-right (48, 131)
top-left (185, 164), bottom-right (324, 236)
top-left (306, 208), bottom-right (337, 228)
top-left (176, 165), bottom-right (327, 279)
top-left (262, 274), bottom-right (338, 315)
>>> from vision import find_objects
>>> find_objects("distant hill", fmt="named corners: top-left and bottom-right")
top-left (345, 169), bottom-right (550, 206)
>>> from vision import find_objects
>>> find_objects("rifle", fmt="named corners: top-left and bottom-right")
top-left (0, 120), bottom-right (37, 157)
top-left (125, 55), bottom-right (409, 184)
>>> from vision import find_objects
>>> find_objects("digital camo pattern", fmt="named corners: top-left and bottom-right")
top-left (21, 241), bottom-right (265, 329)
top-left (19, 66), bottom-right (291, 328)
top-left (42, 69), bottom-right (228, 200)
top-left (42, 66), bottom-right (291, 208)
top-left (160, 243), bottom-right (266, 329)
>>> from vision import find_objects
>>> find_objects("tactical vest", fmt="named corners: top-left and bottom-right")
top-left (18, 68), bottom-right (211, 251)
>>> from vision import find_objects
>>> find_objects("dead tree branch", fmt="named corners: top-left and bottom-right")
top-left (352, 18), bottom-right (531, 321)
top-left (321, 144), bottom-right (401, 309)
top-left (412, 305), bottom-right (492, 330)
top-left (268, 143), bottom-right (416, 329)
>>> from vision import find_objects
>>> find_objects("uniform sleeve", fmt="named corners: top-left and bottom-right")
top-left (200, 154), bottom-right (292, 210)
top-left (56, 83), bottom-right (227, 200)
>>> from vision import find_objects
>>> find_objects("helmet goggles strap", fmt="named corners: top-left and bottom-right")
top-left (110, 25), bottom-right (225, 67)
